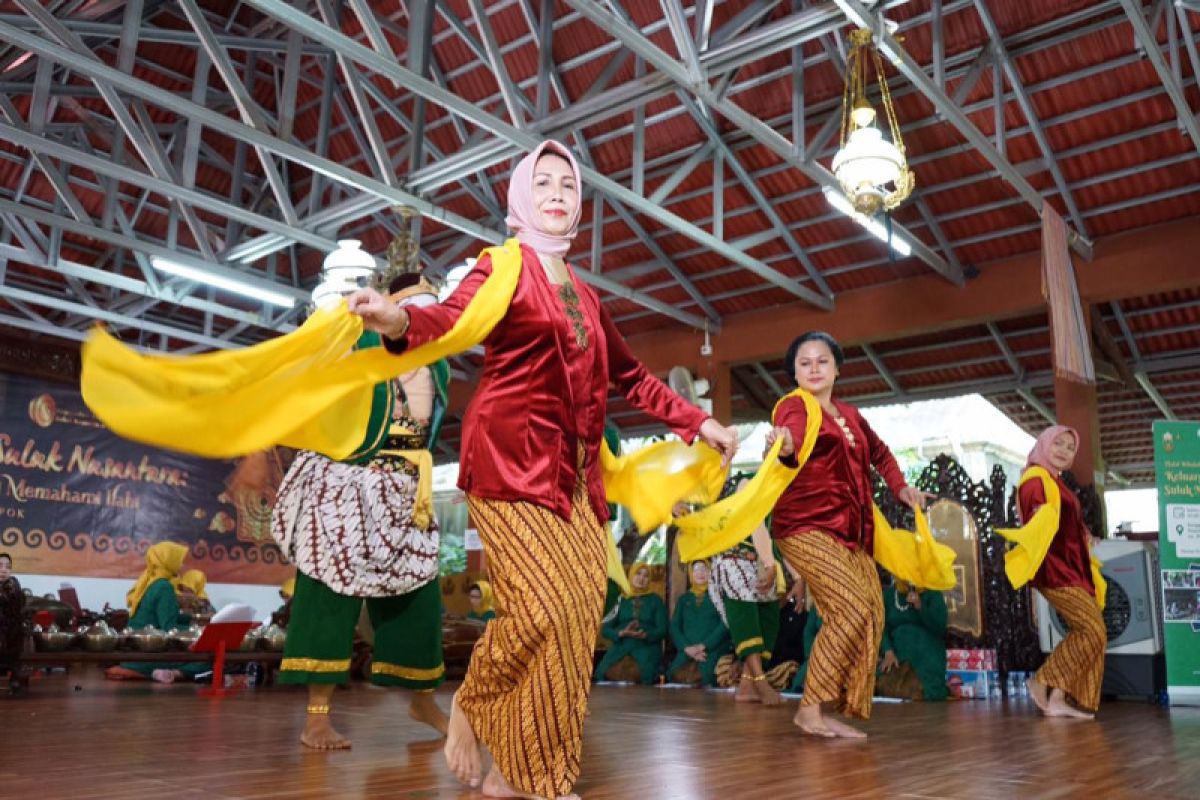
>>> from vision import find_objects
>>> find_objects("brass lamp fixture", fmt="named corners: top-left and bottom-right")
top-left (830, 28), bottom-right (914, 216)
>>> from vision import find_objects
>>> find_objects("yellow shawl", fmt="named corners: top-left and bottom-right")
top-left (996, 466), bottom-right (1107, 608)
top-left (82, 239), bottom-right (727, 534)
top-left (127, 541), bottom-right (188, 617)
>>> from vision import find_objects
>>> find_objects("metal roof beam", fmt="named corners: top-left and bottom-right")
top-left (242, 0), bottom-right (824, 312)
top-left (562, 0), bottom-right (957, 287)
top-left (466, 0), bottom-right (528, 128)
top-left (675, 92), bottom-right (836, 298)
top-left (861, 343), bottom-right (904, 395)
top-left (973, 0), bottom-right (1089, 238)
top-left (1122, 0), bottom-right (1200, 155)
top-left (0, 196), bottom-right (311, 308)
top-left (13, 0), bottom-right (221, 262)
top-left (0, 13), bottom-right (334, 54)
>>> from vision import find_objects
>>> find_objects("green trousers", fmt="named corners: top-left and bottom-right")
top-left (725, 599), bottom-right (780, 660)
top-left (278, 572), bottom-right (444, 690)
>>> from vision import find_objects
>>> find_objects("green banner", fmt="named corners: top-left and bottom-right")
top-left (1154, 420), bottom-right (1200, 705)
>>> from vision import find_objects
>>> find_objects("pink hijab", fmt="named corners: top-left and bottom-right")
top-left (1026, 425), bottom-right (1079, 472)
top-left (504, 140), bottom-right (582, 257)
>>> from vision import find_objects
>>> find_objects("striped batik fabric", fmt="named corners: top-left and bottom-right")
top-left (459, 479), bottom-right (607, 799)
top-left (1042, 201), bottom-right (1095, 385)
top-left (1037, 586), bottom-right (1107, 712)
top-left (777, 531), bottom-right (884, 720)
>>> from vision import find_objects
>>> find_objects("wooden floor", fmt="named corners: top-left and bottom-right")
top-left (2, 669), bottom-right (1198, 799)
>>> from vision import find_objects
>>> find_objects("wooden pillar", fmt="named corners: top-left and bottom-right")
top-left (1053, 374), bottom-right (1103, 487)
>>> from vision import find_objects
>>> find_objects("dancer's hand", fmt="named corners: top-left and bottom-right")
top-left (765, 426), bottom-right (795, 459)
top-left (685, 644), bottom-right (705, 662)
top-left (787, 578), bottom-right (806, 606)
top-left (698, 418), bottom-right (738, 467)
top-left (347, 287), bottom-right (409, 338)
top-left (898, 486), bottom-right (935, 511)
top-left (755, 562), bottom-right (776, 593)
top-left (880, 650), bottom-right (899, 673)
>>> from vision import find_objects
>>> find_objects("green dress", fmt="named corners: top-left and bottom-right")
top-left (120, 578), bottom-right (204, 679)
top-left (595, 592), bottom-right (667, 685)
top-left (791, 608), bottom-right (884, 692)
top-left (467, 610), bottom-right (497, 624)
top-left (879, 586), bottom-right (948, 701)
top-left (666, 590), bottom-right (730, 686)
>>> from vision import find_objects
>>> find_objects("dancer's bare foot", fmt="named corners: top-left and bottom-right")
top-left (480, 764), bottom-right (580, 798)
top-left (1045, 689), bottom-right (1094, 719)
top-left (824, 716), bottom-right (868, 739)
top-left (444, 693), bottom-right (482, 788)
top-left (409, 691), bottom-right (449, 736)
top-left (753, 678), bottom-right (782, 706)
top-left (1027, 677), bottom-right (1049, 713)
top-left (734, 676), bottom-right (759, 703)
top-left (301, 713), bottom-right (351, 750)
top-left (151, 669), bottom-right (179, 684)
top-left (793, 704), bottom-right (835, 738)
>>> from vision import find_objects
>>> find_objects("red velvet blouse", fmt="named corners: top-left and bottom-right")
top-left (1017, 473), bottom-right (1095, 594)
top-left (770, 396), bottom-right (908, 552)
top-left (387, 244), bottom-right (709, 522)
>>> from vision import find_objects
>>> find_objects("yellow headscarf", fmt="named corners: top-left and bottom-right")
top-left (470, 581), bottom-right (496, 615)
top-left (625, 562), bottom-right (653, 597)
top-left (174, 568), bottom-right (208, 600)
top-left (127, 542), bottom-right (188, 617)
top-left (280, 576), bottom-right (296, 599)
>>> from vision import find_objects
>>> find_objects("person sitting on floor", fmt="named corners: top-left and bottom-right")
top-left (106, 542), bottom-right (208, 684)
top-left (876, 577), bottom-right (949, 701)
top-left (595, 562), bottom-right (666, 685)
top-left (665, 560), bottom-right (730, 686)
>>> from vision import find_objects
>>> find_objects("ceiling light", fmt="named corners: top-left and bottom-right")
top-left (823, 186), bottom-right (912, 257)
top-left (150, 256), bottom-right (296, 308)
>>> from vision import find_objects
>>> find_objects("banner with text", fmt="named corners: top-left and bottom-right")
top-left (1154, 419), bottom-right (1200, 705)
top-left (0, 372), bottom-right (291, 585)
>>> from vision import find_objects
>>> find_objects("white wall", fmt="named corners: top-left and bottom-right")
top-left (18, 574), bottom-right (283, 624)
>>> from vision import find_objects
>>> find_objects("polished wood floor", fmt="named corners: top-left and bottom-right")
top-left (2, 669), bottom-right (1197, 799)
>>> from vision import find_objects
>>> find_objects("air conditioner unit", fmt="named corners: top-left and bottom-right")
top-left (1035, 540), bottom-right (1165, 701)
top-left (1036, 540), bottom-right (1162, 655)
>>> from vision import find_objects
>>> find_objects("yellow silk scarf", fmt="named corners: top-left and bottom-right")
top-left (82, 238), bottom-right (527, 461)
top-left (873, 506), bottom-right (957, 591)
top-left (996, 467), bottom-right (1107, 608)
top-left (674, 389), bottom-right (820, 562)
top-left (606, 528), bottom-right (632, 595)
top-left (81, 237), bottom-right (725, 542)
top-left (377, 447), bottom-right (434, 530)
